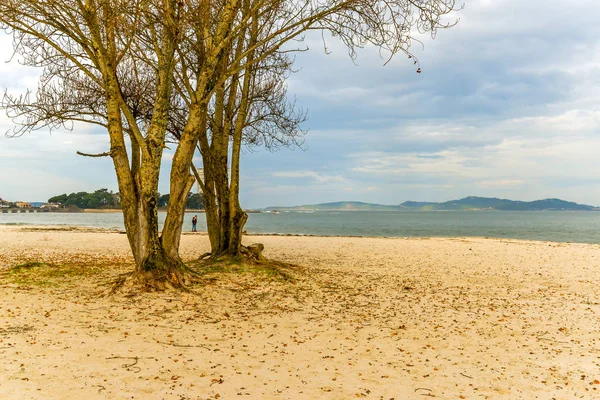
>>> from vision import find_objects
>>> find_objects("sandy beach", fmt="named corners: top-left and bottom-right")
top-left (1, 225), bottom-right (600, 399)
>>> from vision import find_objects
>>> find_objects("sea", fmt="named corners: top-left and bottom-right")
top-left (2, 210), bottom-right (600, 244)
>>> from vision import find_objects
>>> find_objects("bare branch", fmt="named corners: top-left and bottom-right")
top-left (76, 150), bottom-right (112, 157)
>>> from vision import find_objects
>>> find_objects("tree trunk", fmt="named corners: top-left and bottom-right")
top-left (202, 171), bottom-right (221, 251)
top-left (161, 113), bottom-right (200, 261)
top-left (108, 94), bottom-right (195, 290)
top-left (196, 144), bottom-right (248, 260)
top-left (114, 156), bottom-right (191, 290)
top-left (228, 207), bottom-right (248, 257)
top-left (195, 2), bottom-right (255, 261)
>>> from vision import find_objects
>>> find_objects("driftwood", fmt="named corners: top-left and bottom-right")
top-left (242, 243), bottom-right (266, 262)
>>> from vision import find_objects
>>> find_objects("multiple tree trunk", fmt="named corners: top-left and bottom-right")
top-left (1, 0), bottom-right (459, 289)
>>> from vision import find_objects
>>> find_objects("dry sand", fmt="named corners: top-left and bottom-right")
top-left (1, 225), bottom-right (600, 399)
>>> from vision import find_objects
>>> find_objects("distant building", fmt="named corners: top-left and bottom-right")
top-left (0, 198), bottom-right (10, 208)
top-left (15, 201), bottom-right (32, 208)
top-left (41, 202), bottom-right (62, 209)
top-left (195, 167), bottom-right (231, 194)
top-left (196, 168), bottom-right (204, 194)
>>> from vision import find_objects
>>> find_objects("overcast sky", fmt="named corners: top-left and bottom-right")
top-left (2, 0), bottom-right (600, 208)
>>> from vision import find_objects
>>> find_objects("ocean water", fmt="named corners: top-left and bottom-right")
top-left (1, 210), bottom-right (600, 244)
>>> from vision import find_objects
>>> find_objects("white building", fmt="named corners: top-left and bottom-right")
top-left (41, 203), bottom-right (62, 209)
top-left (196, 167), bottom-right (231, 194)
top-left (196, 168), bottom-right (204, 194)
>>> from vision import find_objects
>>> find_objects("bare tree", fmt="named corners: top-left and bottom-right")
top-left (176, 0), bottom-right (460, 260)
top-left (167, 45), bottom-right (306, 260)
top-left (1, 0), bottom-right (192, 290)
top-left (1, 0), bottom-right (460, 289)
top-left (204, 52), bottom-right (307, 260)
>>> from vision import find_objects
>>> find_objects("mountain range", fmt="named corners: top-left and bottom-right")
top-left (268, 197), bottom-right (600, 211)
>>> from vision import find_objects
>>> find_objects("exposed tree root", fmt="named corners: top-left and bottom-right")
top-left (203, 243), bottom-right (275, 264)
top-left (106, 263), bottom-right (203, 296)
top-left (191, 243), bottom-right (302, 282)
top-left (106, 243), bottom-right (302, 295)
top-left (241, 243), bottom-right (268, 263)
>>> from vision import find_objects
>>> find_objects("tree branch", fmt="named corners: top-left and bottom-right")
top-left (76, 150), bottom-right (112, 157)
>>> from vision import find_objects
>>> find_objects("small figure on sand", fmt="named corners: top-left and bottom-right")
top-left (192, 215), bottom-right (197, 232)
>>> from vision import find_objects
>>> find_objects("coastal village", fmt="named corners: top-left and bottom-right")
top-left (0, 197), bottom-right (61, 212)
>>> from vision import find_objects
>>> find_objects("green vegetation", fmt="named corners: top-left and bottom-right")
top-left (7, 261), bottom-right (101, 287)
top-left (186, 193), bottom-right (204, 210)
top-left (47, 189), bottom-right (203, 210)
top-left (48, 189), bottom-right (120, 209)
top-left (158, 193), bottom-right (170, 208)
top-left (189, 258), bottom-right (294, 282)
top-left (158, 192), bottom-right (203, 209)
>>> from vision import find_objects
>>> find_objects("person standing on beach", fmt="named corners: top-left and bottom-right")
top-left (192, 215), bottom-right (198, 232)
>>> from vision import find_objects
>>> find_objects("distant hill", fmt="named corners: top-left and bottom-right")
top-left (400, 196), bottom-right (599, 211)
top-left (268, 197), bottom-right (599, 211)
top-left (400, 201), bottom-right (437, 208)
top-left (266, 201), bottom-right (398, 211)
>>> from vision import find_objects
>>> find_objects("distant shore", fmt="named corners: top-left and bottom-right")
top-left (80, 208), bottom-right (262, 213)
top-left (82, 208), bottom-right (207, 213)
top-left (82, 208), bottom-right (122, 213)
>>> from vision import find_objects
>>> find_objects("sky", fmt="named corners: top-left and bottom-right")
top-left (2, 0), bottom-right (600, 208)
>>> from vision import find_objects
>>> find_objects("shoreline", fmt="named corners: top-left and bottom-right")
top-left (1, 226), bottom-right (600, 398)
top-left (0, 224), bottom-right (597, 246)
top-left (82, 208), bottom-right (122, 213)
top-left (2, 210), bottom-right (600, 245)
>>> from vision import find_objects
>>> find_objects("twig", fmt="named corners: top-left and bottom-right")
top-left (106, 356), bottom-right (139, 368)
top-left (105, 356), bottom-right (149, 372)
top-left (460, 372), bottom-right (473, 379)
top-left (537, 337), bottom-right (556, 341)
top-left (154, 339), bottom-right (210, 350)
top-left (153, 324), bottom-right (184, 329)
top-left (415, 387), bottom-right (435, 397)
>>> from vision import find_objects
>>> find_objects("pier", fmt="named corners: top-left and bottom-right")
top-left (0, 208), bottom-right (40, 213)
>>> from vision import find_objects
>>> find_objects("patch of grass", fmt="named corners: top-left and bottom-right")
top-left (11, 261), bottom-right (50, 271)
top-left (6, 260), bottom-right (102, 287)
top-left (244, 263), bottom-right (294, 281)
top-left (190, 259), bottom-right (295, 282)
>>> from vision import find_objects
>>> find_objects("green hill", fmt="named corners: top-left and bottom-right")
top-left (399, 196), bottom-right (599, 211)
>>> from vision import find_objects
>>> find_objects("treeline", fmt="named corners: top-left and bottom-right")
top-left (48, 189), bottom-right (120, 209)
top-left (48, 189), bottom-right (203, 210)
top-left (159, 193), bottom-right (204, 209)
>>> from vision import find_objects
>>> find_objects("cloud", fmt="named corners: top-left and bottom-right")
top-left (271, 170), bottom-right (346, 183)
top-left (3, 0), bottom-right (600, 208)
top-left (0, 167), bottom-right (87, 202)
top-left (477, 179), bottom-right (525, 188)
top-left (346, 106), bottom-right (600, 184)
top-left (0, 129), bottom-right (116, 201)
top-left (343, 186), bottom-right (379, 193)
